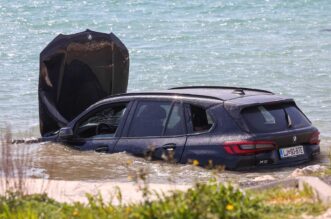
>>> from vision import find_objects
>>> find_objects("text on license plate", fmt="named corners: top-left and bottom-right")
top-left (279, 146), bottom-right (304, 158)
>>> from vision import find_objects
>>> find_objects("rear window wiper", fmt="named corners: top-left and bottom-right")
top-left (284, 109), bottom-right (292, 128)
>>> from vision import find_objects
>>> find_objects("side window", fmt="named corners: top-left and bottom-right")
top-left (188, 105), bottom-right (213, 133)
top-left (164, 103), bottom-right (186, 136)
top-left (76, 103), bottom-right (127, 138)
top-left (128, 101), bottom-right (172, 137)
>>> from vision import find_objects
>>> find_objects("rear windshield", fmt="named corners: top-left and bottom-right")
top-left (241, 103), bottom-right (311, 133)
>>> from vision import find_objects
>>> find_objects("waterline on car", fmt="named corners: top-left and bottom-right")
top-left (3, 137), bottom-right (330, 185)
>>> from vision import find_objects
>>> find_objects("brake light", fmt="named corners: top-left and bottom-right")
top-left (223, 141), bottom-right (276, 155)
top-left (309, 131), bottom-right (320, 145)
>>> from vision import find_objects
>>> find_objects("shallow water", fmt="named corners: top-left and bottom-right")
top-left (0, 0), bottom-right (331, 183)
top-left (0, 140), bottom-right (326, 186)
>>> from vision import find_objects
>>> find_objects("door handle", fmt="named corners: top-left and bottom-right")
top-left (95, 145), bottom-right (109, 153)
top-left (162, 143), bottom-right (177, 151)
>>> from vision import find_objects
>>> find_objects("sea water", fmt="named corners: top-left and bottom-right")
top-left (0, 0), bottom-right (330, 181)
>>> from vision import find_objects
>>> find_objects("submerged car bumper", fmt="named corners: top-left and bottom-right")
top-left (223, 144), bottom-right (320, 170)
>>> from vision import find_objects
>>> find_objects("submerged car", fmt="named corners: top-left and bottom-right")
top-left (39, 30), bottom-right (320, 169)
top-left (44, 86), bottom-right (320, 170)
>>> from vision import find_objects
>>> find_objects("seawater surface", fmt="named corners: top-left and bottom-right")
top-left (0, 0), bottom-right (330, 183)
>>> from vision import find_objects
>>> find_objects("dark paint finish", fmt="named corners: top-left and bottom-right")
top-left (39, 30), bottom-right (129, 137)
top-left (51, 86), bottom-right (320, 170)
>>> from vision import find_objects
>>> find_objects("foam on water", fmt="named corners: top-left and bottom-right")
top-left (0, 0), bottom-right (331, 182)
top-left (0, 141), bottom-right (304, 184)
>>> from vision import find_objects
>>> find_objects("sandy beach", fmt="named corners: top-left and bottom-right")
top-left (0, 178), bottom-right (190, 204)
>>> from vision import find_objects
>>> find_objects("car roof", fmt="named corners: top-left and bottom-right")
top-left (120, 86), bottom-right (274, 101)
top-left (167, 86), bottom-right (273, 101)
top-left (86, 86), bottom-right (295, 118)
top-left (98, 86), bottom-right (292, 106)
top-left (167, 86), bottom-right (294, 107)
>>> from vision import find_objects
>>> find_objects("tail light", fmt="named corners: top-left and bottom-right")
top-left (223, 141), bottom-right (276, 155)
top-left (309, 131), bottom-right (320, 145)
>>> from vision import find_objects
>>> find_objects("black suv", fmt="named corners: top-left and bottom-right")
top-left (38, 31), bottom-right (320, 169)
top-left (50, 86), bottom-right (320, 170)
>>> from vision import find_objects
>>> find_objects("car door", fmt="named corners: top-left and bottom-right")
top-left (114, 99), bottom-right (187, 162)
top-left (65, 101), bottom-right (132, 152)
top-left (180, 103), bottom-right (218, 166)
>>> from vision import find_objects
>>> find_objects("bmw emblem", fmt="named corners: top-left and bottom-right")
top-left (293, 136), bottom-right (297, 143)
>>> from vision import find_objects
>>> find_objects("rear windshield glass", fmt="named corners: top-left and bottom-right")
top-left (241, 103), bottom-right (310, 133)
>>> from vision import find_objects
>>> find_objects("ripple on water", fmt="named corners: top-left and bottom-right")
top-left (0, 141), bottom-right (326, 185)
top-left (1, 0), bottom-right (331, 183)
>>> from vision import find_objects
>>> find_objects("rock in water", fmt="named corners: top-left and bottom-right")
top-left (252, 175), bottom-right (276, 182)
top-left (291, 165), bottom-right (327, 177)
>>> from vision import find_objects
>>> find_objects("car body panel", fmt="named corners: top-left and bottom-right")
top-left (39, 30), bottom-right (129, 137)
top-left (50, 87), bottom-right (320, 170)
top-left (114, 136), bottom-right (187, 162)
top-left (114, 99), bottom-right (187, 161)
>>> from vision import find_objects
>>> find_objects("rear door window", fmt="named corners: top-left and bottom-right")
top-left (241, 103), bottom-right (311, 133)
top-left (186, 105), bottom-right (214, 133)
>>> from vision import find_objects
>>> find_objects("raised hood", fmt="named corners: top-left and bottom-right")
top-left (39, 30), bottom-right (129, 136)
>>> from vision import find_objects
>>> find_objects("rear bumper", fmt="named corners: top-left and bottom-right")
top-left (224, 144), bottom-right (320, 170)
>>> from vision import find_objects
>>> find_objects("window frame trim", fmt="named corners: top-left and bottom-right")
top-left (122, 99), bottom-right (187, 139)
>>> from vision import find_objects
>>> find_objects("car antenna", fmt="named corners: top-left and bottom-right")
top-left (232, 88), bottom-right (245, 95)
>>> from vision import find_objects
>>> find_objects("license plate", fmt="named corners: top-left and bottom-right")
top-left (279, 146), bottom-right (304, 158)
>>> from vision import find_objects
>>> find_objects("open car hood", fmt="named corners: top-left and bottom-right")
top-left (39, 30), bottom-right (129, 136)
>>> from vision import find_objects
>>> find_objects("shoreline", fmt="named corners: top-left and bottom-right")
top-left (0, 177), bottom-right (190, 204)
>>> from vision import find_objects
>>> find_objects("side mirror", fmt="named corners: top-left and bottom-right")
top-left (58, 127), bottom-right (74, 139)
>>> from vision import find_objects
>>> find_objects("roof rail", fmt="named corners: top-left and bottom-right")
top-left (103, 91), bottom-right (224, 101)
top-left (169, 86), bottom-right (273, 94)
